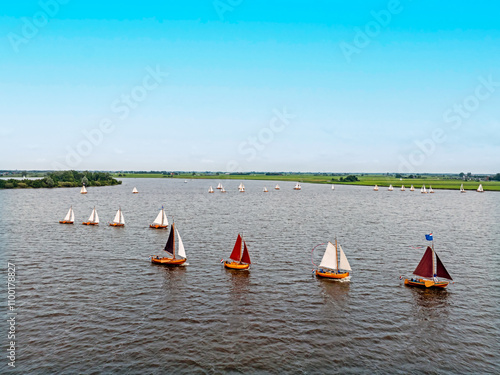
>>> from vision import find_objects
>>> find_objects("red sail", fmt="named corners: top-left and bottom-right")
top-left (241, 241), bottom-right (251, 264)
top-left (413, 246), bottom-right (433, 278)
top-left (435, 252), bottom-right (453, 280)
top-left (164, 223), bottom-right (175, 255)
top-left (229, 234), bottom-right (242, 262)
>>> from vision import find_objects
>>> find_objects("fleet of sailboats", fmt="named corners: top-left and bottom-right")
top-left (150, 206), bottom-right (168, 229)
top-left (59, 206), bottom-right (75, 224)
top-left (109, 207), bottom-right (125, 227)
top-left (315, 239), bottom-right (351, 280)
top-left (151, 222), bottom-right (187, 266)
top-left (82, 207), bottom-right (99, 225)
top-left (223, 234), bottom-right (251, 270)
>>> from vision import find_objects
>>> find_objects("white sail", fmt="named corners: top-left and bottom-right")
top-left (331, 185), bottom-right (335, 190)
top-left (460, 184), bottom-right (465, 192)
top-left (132, 187), bottom-right (138, 193)
top-left (477, 184), bottom-right (483, 192)
top-left (401, 185), bottom-right (405, 191)
top-left (263, 187), bottom-right (268, 192)
top-left (374, 185), bottom-right (379, 191)
top-left (217, 183), bottom-right (222, 189)
top-left (81, 186), bottom-right (87, 194)
top-left (410, 185), bottom-right (414, 191)
top-left (113, 208), bottom-right (124, 224)
top-left (388, 184), bottom-right (393, 191)
top-left (238, 182), bottom-right (244, 189)
top-left (176, 229), bottom-right (186, 258)
top-left (421, 185), bottom-right (427, 193)
top-left (221, 187), bottom-right (226, 192)
top-left (319, 242), bottom-right (338, 270)
top-left (429, 186), bottom-right (434, 193)
top-left (89, 207), bottom-right (99, 223)
top-left (208, 186), bottom-right (214, 193)
top-left (338, 245), bottom-right (351, 271)
top-left (295, 182), bottom-right (301, 189)
top-left (275, 184), bottom-right (280, 190)
top-left (64, 207), bottom-right (74, 221)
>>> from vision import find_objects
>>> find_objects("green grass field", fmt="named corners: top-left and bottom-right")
top-left (112, 173), bottom-right (500, 191)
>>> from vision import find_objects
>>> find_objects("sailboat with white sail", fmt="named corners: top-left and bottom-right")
top-left (388, 184), bottom-right (394, 191)
top-left (82, 207), bottom-right (99, 225)
top-left (208, 186), bottom-right (214, 193)
top-left (421, 185), bottom-right (427, 194)
top-left (217, 182), bottom-right (223, 190)
top-left (294, 182), bottom-right (301, 190)
top-left (477, 184), bottom-right (484, 192)
top-left (429, 186), bottom-right (434, 193)
top-left (109, 207), bottom-right (125, 227)
top-left (401, 185), bottom-right (405, 191)
top-left (331, 185), bottom-right (335, 190)
top-left (238, 182), bottom-right (245, 192)
top-left (80, 185), bottom-right (87, 194)
top-left (263, 187), bottom-right (268, 192)
top-left (373, 185), bottom-right (379, 191)
top-left (59, 206), bottom-right (75, 224)
top-left (150, 206), bottom-right (168, 229)
top-left (221, 186), bottom-right (226, 193)
top-left (151, 222), bottom-right (187, 266)
top-left (460, 184), bottom-right (466, 193)
top-left (410, 185), bottom-right (415, 191)
top-left (275, 184), bottom-right (280, 190)
top-left (132, 187), bottom-right (138, 194)
top-left (314, 239), bottom-right (351, 280)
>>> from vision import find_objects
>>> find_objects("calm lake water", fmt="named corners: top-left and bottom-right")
top-left (1, 179), bottom-right (499, 374)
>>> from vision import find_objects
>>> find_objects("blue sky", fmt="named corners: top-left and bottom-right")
top-left (1, 0), bottom-right (499, 173)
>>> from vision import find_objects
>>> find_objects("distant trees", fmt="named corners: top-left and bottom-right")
top-left (0, 171), bottom-right (121, 189)
top-left (491, 173), bottom-right (500, 181)
top-left (339, 175), bottom-right (359, 182)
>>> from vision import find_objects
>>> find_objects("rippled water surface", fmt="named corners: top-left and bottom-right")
top-left (1, 179), bottom-right (499, 374)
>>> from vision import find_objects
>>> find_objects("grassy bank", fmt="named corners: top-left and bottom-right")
top-left (113, 173), bottom-right (500, 191)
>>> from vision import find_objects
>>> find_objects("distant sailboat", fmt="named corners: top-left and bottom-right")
top-left (315, 239), bottom-right (351, 280)
top-left (401, 185), bottom-right (405, 191)
top-left (477, 184), bottom-right (484, 192)
top-left (208, 186), bottom-right (214, 193)
top-left (150, 206), bottom-right (168, 229)
top-left (410, 185), bottom-right (415, 191)
top-left (460, 184), bottom-right (466, 193)
top-left (221, 186), bottom-right (226, 193)
top-left (404, 236), bottom-right (452, 289)
top-left (59, 206), bottom-right (75, 224)
top-left (109, 207), bottom-right (125, 227)
top-left (263, 187), bottom-right (268, 192)
top-left (151, 222), bottom-right (187, 266)
top-left (80, 185), bottom-right (87, 194)
top-left (294, 182), bottom-right (301, 190)
top-left (275, 184), bottom-right (280, 190)
top-left (223, 234), bottom-right (251, 270)
top-left (184, 180), bottom-right (188, 183)
top-left (388, 184), bottom-right (394, 191)
top-left (429, 186), bottom-right (434, 193)
top-left (238, 182), bottom-right (245, 192)
top-left (82, 206), bottom-right (99, 225)
top-left (132, 187), bottom-right (138, 194)
top-left (421, 185), bottom-right (427, 194)
top-left (217, 182), bottom-right (223, 190)
top-left (373, 185), bottom-right (379, 191)
top-left (331, 185), bottom-right (335, 190)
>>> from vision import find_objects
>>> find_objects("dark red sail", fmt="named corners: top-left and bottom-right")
top-left (164, 223), bottom-right (175, 255)
top-left (229, 234), bottom-right (242, 262)
top-left (435, 252), bottom-right (453, 280)
top-left (413, 246), bottom-right (433, 278)
top-left (241, 241), bottom-right (251, 264)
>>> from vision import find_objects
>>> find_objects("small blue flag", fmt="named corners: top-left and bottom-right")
top-left (425, 233), bottom-right (433, 241)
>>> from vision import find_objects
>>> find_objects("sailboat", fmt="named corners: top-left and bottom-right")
top-left (315, 239), bottom-right (351, 280)
top-left (410, 185), bottom-right (415, 191)
top-left (460, 184), bottom-right (466, 193)
top-left (331, 185), bottom-right (335, 190)
top-left (294, 182), bottom-right (301, 190)
top-left (132, 187), bottom-right (138, 194)
top-left (221, 186), bottom-right (226, 193)
top-left (151, 222), bottom-right (187, 266)
top-left (388, 184), bottom-right (394, 191)
top-left (263, 187), bottom-right (268, 192)
top-left (373, 185), bottom-right (379, 191)
top-left (238, 182), bottom-right (245, 192)
top-left (477, 184), bottom-right (484, 192)
top-left (82, 207), bottom-right (99, 225)
top-left (217, 182), bottom-right (223, 190)
top-left (223, 234), bottom-right (251, 270)
top-left (208, 186), bottom-right (214, 193)
top-left (401, 185), bottom-right (405, 191)
top-left (150, 206), bottom-right (168, 229)
top-left (404, 238), bottom-right (452, 288)
top-left (275, 184), bottom-right (280, 190)
top-left (184, 180), bottom-right (188, 183)
top-left (109, 207), bottom-right (125, 227)
top-left (80, 185), bottom-right (87, 194)
top-left (59, 206), bottom-right (75, 224)
top-left (421, 185), bottom-right (427, 194)
top-left (429, 186), bottom-right (434, 193)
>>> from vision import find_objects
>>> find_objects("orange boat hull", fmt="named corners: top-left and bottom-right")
top-left (109, 223), bottom-right (124, 227)
top-left (82, 222), bottom-right (98, 225)
top-left (224, 261), bottom-right (249, 270)
top-left (151, 257), bottom-right (186, 266)
top-left (150, 224), bottom-right (168, 229)
top-left (59, 221), bottom-right (73, 224)
top-left (315, 270), bottom-right (349, 279)
top-left (404, 278), bottom-right (449, 288)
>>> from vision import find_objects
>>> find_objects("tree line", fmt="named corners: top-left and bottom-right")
top-left (0, 171), bottom-right (121, 189)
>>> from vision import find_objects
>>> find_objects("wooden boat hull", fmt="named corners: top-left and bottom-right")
top-left (59, 221), bottom-right (73, 224)
top-left (109, 223), bottom-right (124, 227)
top-left (315, 270), bottom-right (349, 279)
top-left (151, 257), bottom-right (186, 266)
top-left (82, 222), bottom-right (98, 225)
top-left (133, 192), bottom-right (138, 194)
top-left (404, 278), bottom-right (449, 289)
top-left (150, 224), bottom-right (168, 229)
top-left (224, 261), bottom-right (249, 270)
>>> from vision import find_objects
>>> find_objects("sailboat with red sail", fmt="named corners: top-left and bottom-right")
top-left (404, 235), bottom-right (452, 288)
top-left (151, 222), bottom-right (187, 266)
top-left (223, 234), bottom-right (251, 270)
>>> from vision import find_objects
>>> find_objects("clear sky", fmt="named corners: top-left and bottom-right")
top-left (1, 0), bottom-right (499, 173)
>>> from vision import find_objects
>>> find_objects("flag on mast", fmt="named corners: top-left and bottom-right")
top-left (425, 233), bottom-right (433, 241)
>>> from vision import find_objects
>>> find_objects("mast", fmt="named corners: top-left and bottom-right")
top-left (431, 239), bottom-right (436, 277)
top-left (172, 222), bottom-right (176, 258)
top-left (335, 237), bottom-right (338, 271)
